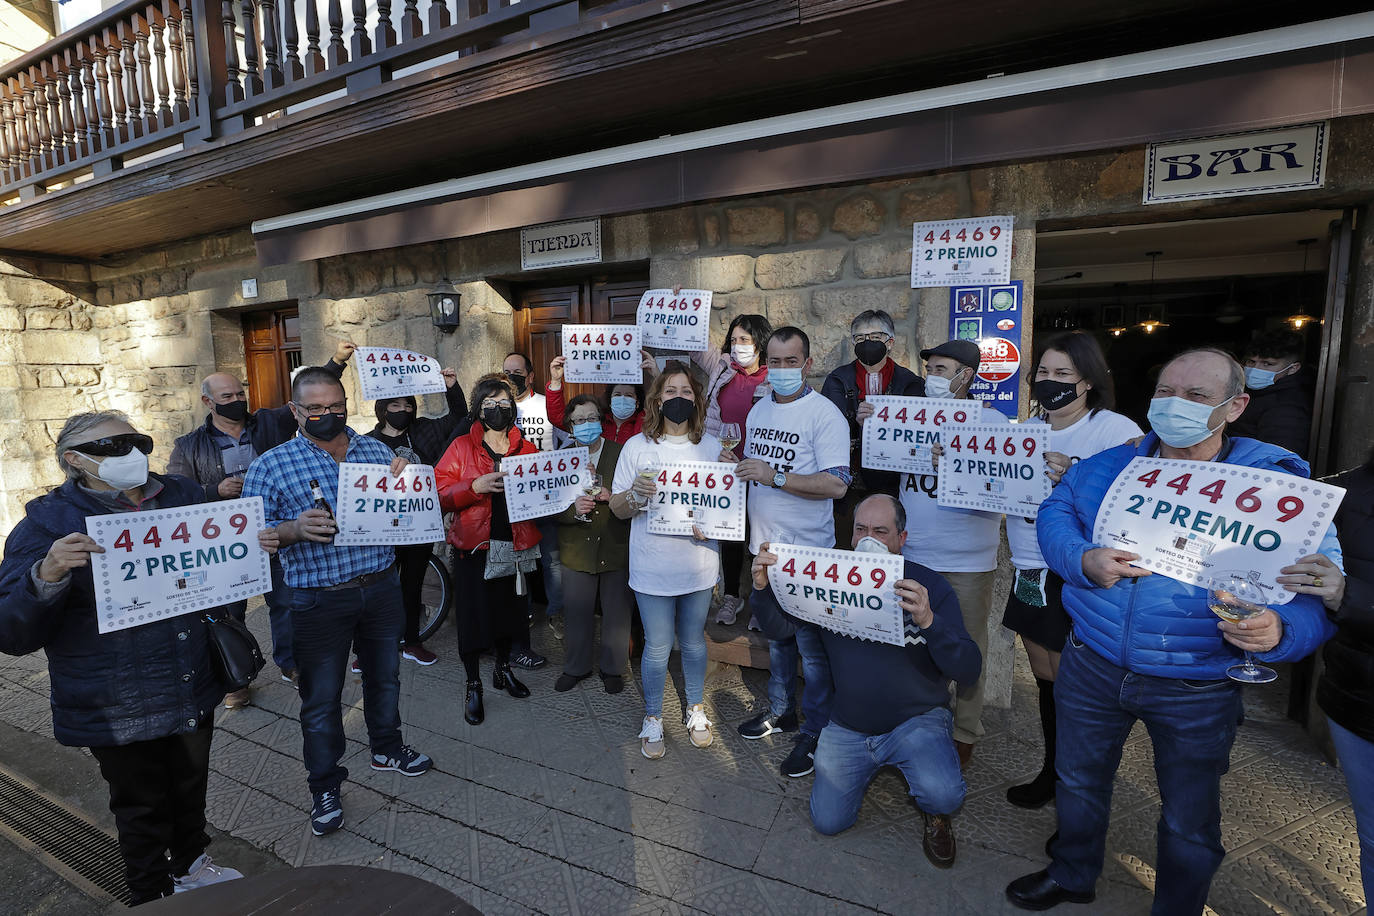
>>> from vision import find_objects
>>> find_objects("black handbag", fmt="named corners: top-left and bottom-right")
top-left (202, 610), bottom-right (266, 691)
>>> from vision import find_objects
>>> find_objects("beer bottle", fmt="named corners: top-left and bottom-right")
top-left (309, 478), bottom-right (335, 543)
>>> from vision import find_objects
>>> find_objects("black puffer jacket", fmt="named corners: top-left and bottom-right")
top-left (1317, 461), bottom-right (1374, 743)
top-left (166, 358), bottom-right (346, 500)
top-left (0, 475), bottom-right (223, 748)
top-left (366, 383), bottom-right (468, 465)
top-left (821, 359), bottom-right (925, 495)
top-left (1229, 373), bottom-right (1312, 458)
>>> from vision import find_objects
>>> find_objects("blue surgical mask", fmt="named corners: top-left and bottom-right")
top-left (610, 395), bottom-right (637, 420)
top-left (1244, 364), bottom-right (1292, 390)
top-left (769, 368), bottom-right (804, 397)
top-left (1147, 395), bottom-right (1234, 448)
top-left (571, 420), bottom-right (602, 445)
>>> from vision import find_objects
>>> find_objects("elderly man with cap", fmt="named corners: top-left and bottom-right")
top-left (897, 338), bottom-right (1007, 768)
top-left (168, 341), bottom-right (354, 703)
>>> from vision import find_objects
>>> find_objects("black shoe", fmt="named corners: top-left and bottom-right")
top-left (493, 665), bottom-right (530, 698)
top-left (1007, 766), bottom-right (1057, 809)
top-left (511, 650), bottom-right (546, 670)
top-left (738, 709), bottom-right (799, 740)
top-left (464, 680), bottom-right (484, 725)
top-left (781, 733), bottom-right (818, 778)
top-left (600, 673), bottom-right (624, 694)
top-left (554, 672), bottom-right (588, 692)
top-left (1006, 870), bottom-right (1095, 911)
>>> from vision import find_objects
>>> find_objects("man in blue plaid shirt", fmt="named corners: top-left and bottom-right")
top-left (243, 367), bottom-right (432, 837)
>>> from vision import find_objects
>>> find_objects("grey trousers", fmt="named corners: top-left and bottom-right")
top-left (561, 566), bottom-right (633, 678)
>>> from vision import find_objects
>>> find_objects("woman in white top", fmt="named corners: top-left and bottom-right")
top-left (611, 362), bottom-right (734, 759)
top-left (1002, 331), bottom-right (1142, 810)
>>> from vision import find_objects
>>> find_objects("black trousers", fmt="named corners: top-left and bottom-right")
top-left (396, 542), bottom-right (434, 645)
top-left (89, 724), bottom-right (214, 905)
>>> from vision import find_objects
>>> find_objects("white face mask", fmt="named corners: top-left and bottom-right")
top-left (82, 451), bottom-right (149, 490)
top-left (925, 369), bottom-right (967, 399)
top-left (731, 344), bottom-right (757, 367)
top-left (854, 535), bottom-right (891, 555)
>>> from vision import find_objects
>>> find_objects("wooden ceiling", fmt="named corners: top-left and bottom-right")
top-left (0, 0), bottom-right (1364, 260)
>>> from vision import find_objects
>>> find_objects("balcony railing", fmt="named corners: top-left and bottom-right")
top-left (0, 0), bottom-right (671, 200)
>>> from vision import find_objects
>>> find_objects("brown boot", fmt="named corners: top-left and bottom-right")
top-left (222, 688), bottom-right (252, 709)
top-left (922, 812), bottom-right (956, 869)
top-left (955, 740), bottom-right (974, 769)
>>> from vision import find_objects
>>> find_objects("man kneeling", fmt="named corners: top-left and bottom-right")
top-left (749, 494), bottom-right (981, 867)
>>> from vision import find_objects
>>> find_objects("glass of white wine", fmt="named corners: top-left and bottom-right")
top-left (720, 422), bottom-right (742, 455)
top-left (575, 473), bottom-right (602, 523)
top-left (634, 463), bottom-right (658, 512)
top-left (1207, 572), bottom-right (1278, 684)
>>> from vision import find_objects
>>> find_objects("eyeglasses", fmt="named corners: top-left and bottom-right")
top-left (297, 402), bottom-right (347, 416)
top-left (69, 433), bottom-right (154, 457)
top-left (852, 332), bottom-right (891, 344)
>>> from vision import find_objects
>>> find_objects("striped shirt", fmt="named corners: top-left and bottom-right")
top-left (243, 430), bottom-right (396, 588)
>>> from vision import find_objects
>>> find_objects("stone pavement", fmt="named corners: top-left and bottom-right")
top-left (0, 601), bottom-right (1364, 916)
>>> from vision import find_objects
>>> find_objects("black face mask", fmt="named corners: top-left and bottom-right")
top-left (660, 397), bottom-right (695, 425)
top-left (482, 404), bottom-right (514, 431)
top-left (507, 373), bottom-right (528, 395)
top-left (300, 411), bottom-right (346, 441)
top-left (384, 409), bottom-right (415, 431)
top-left (214, 400), bottom-right (249, 423)
top-left (1033, 379), bottom-right (1082, 412)
top-left (855, 340), bottom-right (888, 367)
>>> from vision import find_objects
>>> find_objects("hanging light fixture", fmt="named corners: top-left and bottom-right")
top-left (1286, 239), bottom-right (1318, 330)
top-left (1137, 251), bottom-right (1170, 334)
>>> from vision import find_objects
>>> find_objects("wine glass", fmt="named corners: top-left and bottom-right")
top-left (720, 422), bottom-right (742, 456)
top-left (575, 473), bottom-right (602, 523)
top-left (634, 463), bottom-right (658, 513)
top-left (1207, 572), bottom-right (1278, 684)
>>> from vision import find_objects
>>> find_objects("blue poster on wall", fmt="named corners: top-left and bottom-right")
top-left (948, 281), bottom-right (1023, 420)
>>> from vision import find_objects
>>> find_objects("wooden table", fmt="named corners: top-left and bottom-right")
top-left (140, 865), bottom-right (481, 915)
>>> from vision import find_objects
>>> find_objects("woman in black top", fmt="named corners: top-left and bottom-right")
top-left (365, 368), bottom-right (466, 665)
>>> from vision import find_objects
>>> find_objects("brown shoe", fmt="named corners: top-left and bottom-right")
top-left (955, 740), bottom-right (974, 769)
top-left (921, 812), bottom-right (956, 869)
top-left (223, 688), bottom-right (252, 709)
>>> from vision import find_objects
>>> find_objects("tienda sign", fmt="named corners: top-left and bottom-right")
top-left (1144, 122), bottom-right (1327, 204)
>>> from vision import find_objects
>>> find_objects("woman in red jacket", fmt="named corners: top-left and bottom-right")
top-left (435, 374), bottom-right (541, 725)
top-left (545, 353), bottom-right (655, 444)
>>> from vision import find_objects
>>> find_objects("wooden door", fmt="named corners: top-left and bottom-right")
top-left (242, 307), bottom-right (301, 410)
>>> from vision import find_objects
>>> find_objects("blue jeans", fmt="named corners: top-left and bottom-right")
top-left (1328, 717), bottom-right (1374, 903)
top-left (291, 570), bottom-right (405, 794)
top-left (225, 556), bottom-right (294, 670)
top-left (635, 587), bottom-right (713, 718)
top-left (1051, 633), bottom-right (1242, 916)
top-left (767, 623), bottom-right (833, 737)
top-left (810, 708), bottom-right (965, 836)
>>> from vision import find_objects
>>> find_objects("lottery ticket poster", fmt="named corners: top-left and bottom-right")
top-left (636, 289), bottom-right (712, 350)
top-left (501, 447), bottom-right (592, 523)
top-left (1093, 457), bottom-right (1345, 605)
top-left (645, 461), bottom-right (746, 541)
top-left (947, 281), bottom-right (1023, 420)
top-left (87, 497), bottom-right (270, 634)
top-left (861, 395), bottom-right (976, 475)
top-left (562, 325), bottom-right (642, 385)
top-left (355, 347), bottom-right (446, 399)
top-left (333, 463), bottom-right (445, 546)
top-left (766, 544), bottom-right (907, 646)
top-left (937, 424), bottom-right (1050, 519)
top-left (912, 216), bottom-right (1014, 288)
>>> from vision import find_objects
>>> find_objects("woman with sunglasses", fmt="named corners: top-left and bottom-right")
top-left (435, 374), bottom-right (542, 725)
top-left (611, 362), bottom-right (735, 759)
top-left (0, 411), bottom-right (279, 904)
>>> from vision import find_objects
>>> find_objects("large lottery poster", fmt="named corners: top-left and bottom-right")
top-left (333, 463), bottom-right (445, 546)
top-left (500, 447), bottom-right (592, 523)
top-left (936, 424), bottom-right (1050, 519)
top-left (645, 461), bottom-right (746, 541)
top-left (948, 281), bottom-right (1023, 420)
top-left (766, 544), bottom-right (907, 646)
top-left (87, 497), bottom-right (271, 633)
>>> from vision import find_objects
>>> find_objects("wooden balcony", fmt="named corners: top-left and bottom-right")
top-left (0, 0), bottom-right (1361, 260)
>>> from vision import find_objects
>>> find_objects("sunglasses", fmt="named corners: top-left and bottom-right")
top-left (69, 433), bottom-right (154, 457)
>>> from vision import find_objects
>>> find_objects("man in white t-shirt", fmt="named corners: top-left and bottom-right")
top-left (503, 352), bottom-right (559, 669)
top-left (735, 327), bottom-right (851, 779)
top-left (898, 339), bottom-right (1007, 767)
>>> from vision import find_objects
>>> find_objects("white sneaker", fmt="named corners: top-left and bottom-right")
top-left (173, 854), bottom-right (243, 893)
top-left (685, 704), bottom-right (713, 748)
top-left (639, 715), bottom-right (665, 759)
top-left (714, 596), bottom-right (743, 626)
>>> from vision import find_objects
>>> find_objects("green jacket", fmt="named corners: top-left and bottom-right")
top-left (555, 439), bottom-right (630, 574)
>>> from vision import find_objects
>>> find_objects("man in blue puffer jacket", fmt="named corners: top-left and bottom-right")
top-left (1006, 348), bottom-right (1338, 915)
